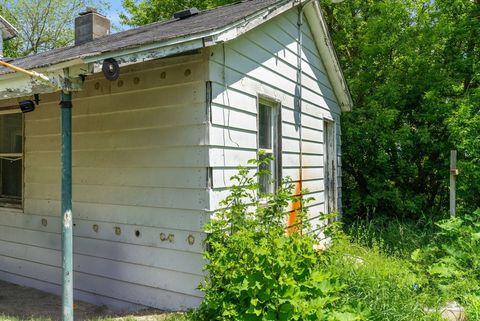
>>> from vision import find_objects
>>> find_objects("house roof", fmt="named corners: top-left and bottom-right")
top-left (0, 0), bottom-right (353, 111)
top-left (0, 0), bottom-right (279, 74)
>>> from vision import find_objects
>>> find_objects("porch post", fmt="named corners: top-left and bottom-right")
top-left (60, 91), bottom-right (73, 321)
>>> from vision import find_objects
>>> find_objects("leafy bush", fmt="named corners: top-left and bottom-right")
top-left (412, 209), bottom-right (480, 317)
top-left (195, 157), bottom-right (362, 321)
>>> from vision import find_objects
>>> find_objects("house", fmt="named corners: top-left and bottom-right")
top-left (0, 0), bottom-right (352, 312)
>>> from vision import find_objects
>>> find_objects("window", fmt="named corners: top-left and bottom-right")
top-left (323, 119), bottom-right (337, 215)
top-left (258, 98), bottom-right (281, 194)
top-left (0, 112), bottom-right (23, 208)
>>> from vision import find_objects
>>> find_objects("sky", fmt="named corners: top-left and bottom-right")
top-left (104, 0), bottom-right (128, 30)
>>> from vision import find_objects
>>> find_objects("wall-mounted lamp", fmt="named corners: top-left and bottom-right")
top-left (18, 100), bottom-right (35, 113)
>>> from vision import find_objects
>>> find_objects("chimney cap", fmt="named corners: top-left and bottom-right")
top-left (79, 7), bottom-right (105, 17)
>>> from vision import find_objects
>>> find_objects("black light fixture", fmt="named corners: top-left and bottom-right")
top-left (19, 100), bottom-right (35, 113)
top-left (18, 93), bottom-right (41, 113)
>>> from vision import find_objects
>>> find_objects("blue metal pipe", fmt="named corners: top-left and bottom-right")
top-left (60, 91), bottom-right (73, 321)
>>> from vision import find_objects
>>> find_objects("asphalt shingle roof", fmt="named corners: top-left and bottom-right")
top-left (1, 0), bottom-right (283, 75)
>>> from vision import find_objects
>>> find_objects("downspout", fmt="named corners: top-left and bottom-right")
top-left (288, 0), bottom-right (316, 233)
top-left (295, 0), bottom-right (317, 218)
top-left (60, 91), bottom-right (73, 321)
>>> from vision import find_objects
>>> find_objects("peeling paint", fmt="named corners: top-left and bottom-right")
top-left (0, 70), bottom-right (83, 99)
top-left (287, 181), bottom-right (302, 235)
top-left (63, 210), bottom-right (72, 228)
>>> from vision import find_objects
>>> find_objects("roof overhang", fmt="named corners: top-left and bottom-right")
top-left (0, 0), bottom-right (352, 112)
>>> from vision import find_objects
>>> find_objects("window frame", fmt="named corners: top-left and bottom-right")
top-left (323, 118), bottom-right (337, 215)
top-left (0, 109), bottom-right (24, 209)
top-left (257, 96), bottom-right (282, 195)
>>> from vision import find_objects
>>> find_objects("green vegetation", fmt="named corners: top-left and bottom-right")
top-left (194, 156), bottom-right (362, 321)
top-left (191, 160), bottom-right (480, 320)
top-left (0, 0), bottom-right (109, 57)
top-left (320, 0), bottom-right (480, 221)
top-left (120, 0), bottom-right (238, 26)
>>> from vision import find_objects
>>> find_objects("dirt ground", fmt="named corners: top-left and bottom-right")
top-left (0, 280), bottom-right (173, 321)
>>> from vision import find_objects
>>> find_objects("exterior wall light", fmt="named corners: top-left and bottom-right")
top-left (18, 100), bottom-right (35, 113)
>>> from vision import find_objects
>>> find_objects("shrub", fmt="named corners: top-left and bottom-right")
top-left (412, 209), bottom-right (480, 318)
top-left (195, 156), bottom-right (363, 321)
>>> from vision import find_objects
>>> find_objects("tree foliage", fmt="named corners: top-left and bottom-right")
top-left (120, 0), bottom-right (238, 26)
top-left (0, 0), bottom-right (108, 57)
top-left (320, 0), bottom-right (479, 220)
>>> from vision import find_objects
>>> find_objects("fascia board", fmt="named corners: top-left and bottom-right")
top-left (304, 1), bottom-right (353, 112)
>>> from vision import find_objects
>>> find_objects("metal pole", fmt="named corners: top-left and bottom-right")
top-left (60, 91), bottom-right (73, 321)
top-left (450, 150), bottom-right (458, 218)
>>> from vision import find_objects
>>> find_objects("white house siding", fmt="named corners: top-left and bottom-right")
top-left (0, 54), bottom-right (209, 311)
top-left (207, 8), bottom-right (343, 225)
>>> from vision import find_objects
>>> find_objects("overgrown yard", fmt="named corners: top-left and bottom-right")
top-left (1, 162), bottom-right (479, 321)
top-left (1, 210), bottom-right (479, 321)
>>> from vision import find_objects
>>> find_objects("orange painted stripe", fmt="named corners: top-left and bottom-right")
top-left (287, 182), bottom-right (302, 235)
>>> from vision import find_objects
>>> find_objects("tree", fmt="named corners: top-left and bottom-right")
top-left (319, 0), bottom-right (479, 221)
top-left (120, 0), bottom-right (237, 26)
top-left (0, 0), bottom-right (108, 57)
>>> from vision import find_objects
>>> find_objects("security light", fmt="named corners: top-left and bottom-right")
top-left (18, 100), bottom-right (35, 113)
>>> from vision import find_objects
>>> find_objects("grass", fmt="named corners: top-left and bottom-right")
top-left (322, 236), bottom-right (444, 321)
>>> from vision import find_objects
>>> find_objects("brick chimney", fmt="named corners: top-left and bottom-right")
top-left (74, 8), bottom-right (110, 46)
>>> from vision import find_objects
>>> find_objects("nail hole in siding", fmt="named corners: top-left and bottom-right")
top-left (93, 224), bottom-right (99, 233)
top-left (94, 82), bottom-right (100, 90)
top-left (133, 77), bottom-right (140, 85)
top-left (187, 234), bottom-right (195, 245)
top-left (135, 230), bottom-right (141, 238)
top-left (184, 69), bottom-right (191, 77)
top-left (41, 219), bottom-right (48, 227)
top-left (114, 227), bottom-right (121, 236)
top-left (160, 72), bottom-right (166, 79)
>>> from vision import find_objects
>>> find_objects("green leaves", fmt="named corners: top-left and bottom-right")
top-left (196, 159), bottom-right (362, 320)
top-left (120, 0), bottom-right (239, 26)
top-left (0, 0), bottom-right (109, 57)
top-left (413, 209), bottom-right (480, 301)
top-left (321, 0), bottom-right (480, 221)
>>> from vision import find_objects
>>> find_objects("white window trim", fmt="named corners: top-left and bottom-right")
top-left (257, 96), bottom-right (282, 195)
